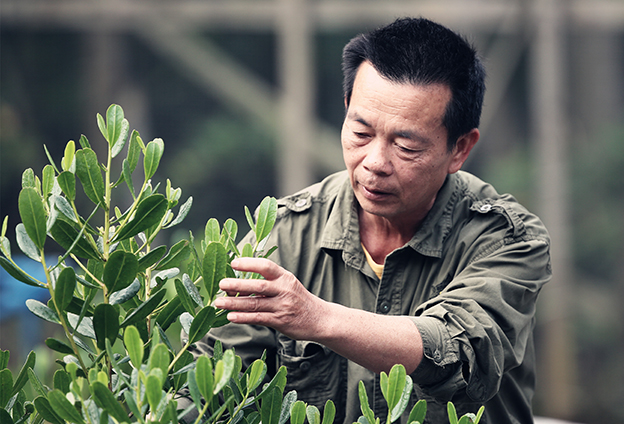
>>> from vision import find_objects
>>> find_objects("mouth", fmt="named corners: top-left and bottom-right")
top-left (360, 183), bottom-right (393, 200)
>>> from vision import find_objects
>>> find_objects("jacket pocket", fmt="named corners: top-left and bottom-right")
top-left (277, 337), bottom-right (346, 418)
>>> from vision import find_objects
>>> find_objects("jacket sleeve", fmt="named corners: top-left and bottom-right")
top-left (409, 229), bottom-right (551, 403)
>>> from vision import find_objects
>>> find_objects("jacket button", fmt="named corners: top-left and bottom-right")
top-left (299, 361), bottom-right (311, 372)
top-left (379, 302), bottom-right (390, 314)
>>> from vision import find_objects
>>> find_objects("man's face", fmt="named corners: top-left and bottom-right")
top-left (341, 61), bottom-right (476, 230)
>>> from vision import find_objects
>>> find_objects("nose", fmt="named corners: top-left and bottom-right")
top-left (361, 139), bottom-right (392, 175)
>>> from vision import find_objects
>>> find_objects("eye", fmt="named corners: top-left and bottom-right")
top-left (396, 143), bottom-right (418, 154)
top-left (353, 131), bottom-right (371, 139)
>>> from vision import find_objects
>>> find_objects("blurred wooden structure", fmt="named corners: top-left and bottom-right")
top-left (2, 0), bottom-right (623, 420)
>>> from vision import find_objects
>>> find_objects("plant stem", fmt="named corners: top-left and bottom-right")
top-left (42, 254), bottom-right (89, 374)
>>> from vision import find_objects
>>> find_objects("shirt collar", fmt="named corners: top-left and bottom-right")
top-left (320, 172), bottom-right (461, 260)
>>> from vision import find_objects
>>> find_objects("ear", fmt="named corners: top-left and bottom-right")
top-left (447, 129), bottom-right (479, 174)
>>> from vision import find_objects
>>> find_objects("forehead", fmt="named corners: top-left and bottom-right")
top-left (350, 62), bottom-right (451, 128)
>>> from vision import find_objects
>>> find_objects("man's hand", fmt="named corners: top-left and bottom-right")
top-left (214, 257), bottom-right (329, 341)
top-left (215, 257), bottom-right (424, 374)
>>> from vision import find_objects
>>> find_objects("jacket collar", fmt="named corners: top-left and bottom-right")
top-left (320, 172), bottom-right (461, 261)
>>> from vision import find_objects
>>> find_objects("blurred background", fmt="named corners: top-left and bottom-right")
top-left (1, 0), bottom-right (623, 422)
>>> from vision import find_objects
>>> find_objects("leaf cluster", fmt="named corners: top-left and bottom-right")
top-left (0, 104), bottom-right (484, 424)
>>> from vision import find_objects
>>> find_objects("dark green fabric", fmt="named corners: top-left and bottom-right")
top-left (188, 170), bottom-right (551, 424)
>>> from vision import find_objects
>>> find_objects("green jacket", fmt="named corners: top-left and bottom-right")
top-left (190, 170), bottom-right (551, 424)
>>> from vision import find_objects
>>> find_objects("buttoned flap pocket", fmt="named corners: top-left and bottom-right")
top-left (470, 199), bottom-right (525, 238)
top-left (277, 337), bottom-right (346, 410)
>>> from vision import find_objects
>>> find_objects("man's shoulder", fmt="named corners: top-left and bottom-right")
top-left (275, 170), bottom-right (349, 217)
top-left (453, 171), bottom-right (550, 242)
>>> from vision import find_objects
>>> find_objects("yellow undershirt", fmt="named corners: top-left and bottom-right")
top-left (362, 243), bottom-right (384, 279)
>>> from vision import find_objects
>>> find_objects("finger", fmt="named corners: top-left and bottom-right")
top-left (219, 277), bottom-right (278, 297)
top-left (214, 294), bottom-right (274, 313)
top-left (230, 257), bottom-right (284, 280)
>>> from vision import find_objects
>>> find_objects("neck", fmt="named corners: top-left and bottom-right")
top-left (358, 208), bottom-right (421, 264)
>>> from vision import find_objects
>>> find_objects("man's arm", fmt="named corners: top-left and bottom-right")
top-left (214, 257), bottom-right (424, 375)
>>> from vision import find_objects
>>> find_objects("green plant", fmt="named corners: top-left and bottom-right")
top-left (0, 104), bottom-right (282, 424)
top-left (0, 103), bottom-right (484, 424)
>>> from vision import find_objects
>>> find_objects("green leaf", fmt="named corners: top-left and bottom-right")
top-left (143, 138), bottom-right (164, 180)
top-left (109, 278), bottom-right (140, 305)
top-left (33, 396), bottom-right (63, 424)
top-left (18, 187), bottom-right (47, 251)
top-left (278, 391), bottom-right (297, 424)
top-left (0, 369), bottom-right (12, 408)
top-left (49, 218), bottom-right (100, 260)
top-left (322, 400), bottom-right (336, 424)
top-left (106, 105), bottom-right (125, 149)
top-left (182, 273), bottom-right (203, 308)
top-left (187, 369), bottom-right (202, 413)
top-left (48, 389), bottom-right (84, 424)
top-left (28, 367), bottom-right (47, 397)
top-left (447, 402), bottom-right (458, 424)
top-left (57, 171), bottom-right (76, 201)
top-left (175, 278), bottom-right (198, 316)
top-left (120, 288), bottom-right (167, 328)
top-left (148, 343), bottom-right (170, 377)
top-left (156, 239), bottom-right (190, 271)
top-left (124, 325), bottom-right (144, 368)
top-left (25, 299), bottom-right (60, 324)
top-left (67, 313), bottom-right (96, 339)
top-left (406, 399), bottom-right (427, 424)
top-left (51, 195), bottom-right (76, 222)
top-left (164, 196), bottom-right (192, 229)
top-left (97, 112), bottom-right (108, 142)
top-left (61, 140), bottom-right (76, 172)
top-left (127, 130), bottom-right (141, 172)
top-left (78, 134), bottom-right (90, 149)
top-left (244, 206), bottom-right (255, 234)
top-left (473, 406), bottom-right (485, 424)
top-left (53, 369), bottom-right (71, 394)
top-left (306, 405), bottom-right (321, 424)
top-left (0, 257), bottom-right (42, 287)
top-left (75, 148), bottom-right (105, 207)
top-left (290, 401), bottom-right (306, 424)
top-left (0, 350), bottom-right (9, 370)
top-left (15, 223), bottom-right (41, 262)
top-left (204, 218), bottom-right (220, 244)
top-left (21, 168), bottom-right (36, 189)
top-left (114, 194), bottom-right (168, 242)
top-left (45, 338), bottom-right (74, 355)
top-left (122, 158), bottom-right (135, 197)
top-left (103, 250), bottom-right (138, 294)
top-left (255, 366), bottom-right (287, 401)
top-left (107, 104), bottom-right (129, 158)
top-left (358, 381), bottom-right (376, 424)
top-left (187, 305), bottom-right (216, 344)
top-left (138, 246), bottom-right (167, 273)
top-left (146, 373), bottom-right (163, 414)
top-left (155, 296), bottom-right (184, 331)
top-left (254, 196), bottom-right (278, 243)
top-left (381, 364), bottom-right (406, 415)
top-left (390, 374), bottom-right (412, 422)
top-left (260, 386), bottom-right (282, 424)
top-left (202, 242), bottom-right (227, 302)
top-left (195, 355), bottom-right (214, 404)
top-left (90, 381), bottom-right (128, 423)
top-left (246, 359), bottom-right (267, 394)
top-left (54, 267), bottom-right (76, 311)
top-left (42, 165), bottom-right (55, 200)
top-left (93, 303), bottom-right (120, 350)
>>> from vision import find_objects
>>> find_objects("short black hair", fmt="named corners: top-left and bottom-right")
top-left (342, 17), bottom-right (486, 149)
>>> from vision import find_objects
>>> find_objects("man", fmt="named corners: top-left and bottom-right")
top-left (192, 17), bottom-right (551, 424)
